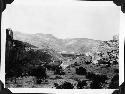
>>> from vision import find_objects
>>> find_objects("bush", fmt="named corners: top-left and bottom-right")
top-left (54, 66), bottom-right (65, 75)
top-left (86, 72), bottom-right (108, 89)
top-left (28, 66), bottom-right (47, 80)
top-left (76, 67), bottom-right (87, 75)
top-left (77, 80), bottom-right (87, 89)
top-left (109, 74), bottom-right (119, 89)
top-left (90, 80), bottom-right (103, 89)
top-left (56, 82), bottom-right (74, 89)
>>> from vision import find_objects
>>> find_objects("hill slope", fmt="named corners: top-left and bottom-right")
top-left (13, 31), bottom-right (108, 55)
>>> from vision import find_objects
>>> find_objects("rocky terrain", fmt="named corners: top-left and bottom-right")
top-left (5, 30), bottom-right (119, 89)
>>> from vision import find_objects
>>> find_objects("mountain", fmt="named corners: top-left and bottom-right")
top-left (13, 31), bottom-right (118, 55)
top-left (63, 38), bottom-right (102, 54)
top-left (13, 31), bottom-right (64, 51)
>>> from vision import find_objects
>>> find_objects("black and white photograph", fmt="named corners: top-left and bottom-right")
top-left (1, 0), bottom-right (123, 90)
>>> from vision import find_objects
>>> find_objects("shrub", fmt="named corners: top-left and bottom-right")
top-left (76, 67), bottom-right (87, 75)
top-left (56, 82), bottom-right (74, 89)
top-left (109, 74), bottom-right (119, 89)
top-left (77, 80), bottom-right (87, 89)
top-left (28, 66), bottom-right (47, 83)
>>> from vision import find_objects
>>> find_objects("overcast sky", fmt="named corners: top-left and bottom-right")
top-left (2, 0), bottom-right (120, 41)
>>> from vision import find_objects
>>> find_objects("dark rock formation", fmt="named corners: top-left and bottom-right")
top-left (5, 28), bottom-right (15, 78)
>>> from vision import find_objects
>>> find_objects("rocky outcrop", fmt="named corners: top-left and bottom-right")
top-left (5, 28), bottom-right (14, 77)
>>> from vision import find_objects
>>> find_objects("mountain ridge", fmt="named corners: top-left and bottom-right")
top-left (13, 31), bottom-right (118, 55)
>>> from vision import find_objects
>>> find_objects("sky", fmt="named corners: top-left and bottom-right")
top-left (1, 0), bottom-right (120, 41)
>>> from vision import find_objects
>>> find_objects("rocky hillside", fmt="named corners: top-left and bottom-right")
top-left (6, 29), bottom-right (119, 89)
top-left (13, 31), bottom-right (118, 55)
top-left (13, 31), bottom-right (119, 65)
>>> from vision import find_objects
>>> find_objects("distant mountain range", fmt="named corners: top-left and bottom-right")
top-left (13, 31), bottom-right (118, 55)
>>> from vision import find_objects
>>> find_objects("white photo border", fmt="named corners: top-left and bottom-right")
top-left (0, 1), bottom-right (124, 94)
